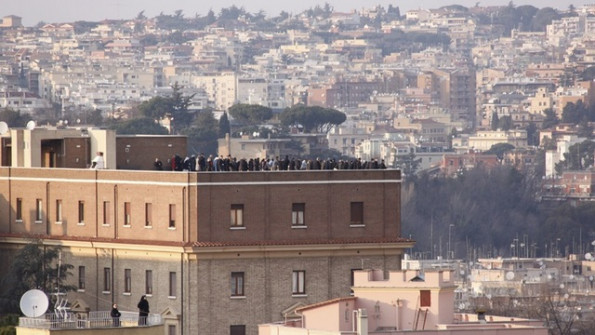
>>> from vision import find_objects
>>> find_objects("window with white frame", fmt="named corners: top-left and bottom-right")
top-left (291, 203), bottom-right (305, 226)
top-left (230, 204), bottom-right (244, 227)
top-left (292, 270), bottom-right (306, 295)
top-left (231, 272), bottom-right (244, 296)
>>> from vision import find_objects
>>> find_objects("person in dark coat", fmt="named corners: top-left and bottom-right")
top-left (137, 295), bottom-right (149, 325)
top-left (110, 303), bottom-right (121, 327)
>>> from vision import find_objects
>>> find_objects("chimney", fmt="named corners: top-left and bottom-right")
top-left (357, 309), bottom-right (368, 335)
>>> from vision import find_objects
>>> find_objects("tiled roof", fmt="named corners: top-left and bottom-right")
top-left (191, 237), bottom-right (413, 248)
top-left (0, 233), bottom-right (186, 247)
top-left (0, 233), bottom-right (413, 249)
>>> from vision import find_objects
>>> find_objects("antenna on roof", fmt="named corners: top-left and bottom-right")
top-left (20, 289), bottom-right (49, 318)
top-left (0, 121), bottom-right (9, 135)
top-left (26, 120), bottom-right (36, 130)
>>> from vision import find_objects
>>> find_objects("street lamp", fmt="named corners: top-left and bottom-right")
top-left (448, 224), bottom-right (455, 260)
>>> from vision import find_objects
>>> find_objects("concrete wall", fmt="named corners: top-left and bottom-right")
top-left (17, 325), bottom-right (164, 335)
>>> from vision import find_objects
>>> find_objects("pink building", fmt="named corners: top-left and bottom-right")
top-left (259, 269), bottom-right (547, 335)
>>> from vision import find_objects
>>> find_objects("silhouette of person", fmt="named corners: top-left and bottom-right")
top-left (110, 303), bottom-right (121, 327)
top-left (137, 295), bottom-right (149, 325)
top-left (154, 158), bottom-right (163, 170)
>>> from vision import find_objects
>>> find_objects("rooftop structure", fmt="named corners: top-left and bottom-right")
top-left (259, 269), bottom-right (547, 335)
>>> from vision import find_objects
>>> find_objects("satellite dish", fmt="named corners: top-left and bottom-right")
top-left (505, 271), bottom-right (515, 280)
top-left (26, 120), bottom-right (36, 130)
top-left (0, 122), bottom-right (8, 135)
top-left (20, 289), bottom-right (49, 317)
top-left (586, 253), bottom-right (593, 261)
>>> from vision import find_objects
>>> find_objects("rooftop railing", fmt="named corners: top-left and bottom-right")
top-left (19, 311), bottom-right (162, 329)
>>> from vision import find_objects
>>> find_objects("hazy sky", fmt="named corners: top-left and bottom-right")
top-left (2, 0), bottom-right (588, 26)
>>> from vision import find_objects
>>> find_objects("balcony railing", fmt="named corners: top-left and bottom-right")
top-left (19, 311), bottom-right (162, 329)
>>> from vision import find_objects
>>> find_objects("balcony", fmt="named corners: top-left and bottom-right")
top-left (18, 311), bottom-right (163, 333)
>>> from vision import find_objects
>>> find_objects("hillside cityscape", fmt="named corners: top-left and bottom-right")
top-left (0, 2), bottom-right (595, 335)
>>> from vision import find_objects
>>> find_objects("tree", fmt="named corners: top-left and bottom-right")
top-left (86, 109), bottom-right (104, 126)
top-left (491, 113), bottom-right (499, 130)
top-left (0, 240), bottom-right (75, 314)
top-left (219, 5), bottom-right (246, 20)
top-left (526, 123), bottom-right (539, 146)
top-left (561, 100), bottom-right (587, 124)
top-left (111, 117), bottom-right (168, 135)
top-left (169, 83), bottom-right (195, 132)
top-left (401, 165), bottom-right (543, 259)
top-left (542, 108), bottom-right (559, 129)
top-left (0, 108), bottom-right (29, 127)
top-left (183, 110), bottom-right (218, 155)
top-left (135, 10), bottom-right (147, 20)
top-left (228, 104), bottom-right (273, 126)
top-left (396, 152), bottom-right (421, 176)
top-left (485, 143), bottom-right (515, 159)
top-left (206, 9), bottom-right (216, 24)
top-left (577, 120), bottom-right (593, 139)
top-left (138, 96), bottom-right (173, 120)
top-left (580, 66), bottom-right (595, 81)
top-left (531, 7), bottom-right (560, 31)
top-left (280, 105), bottom-right (346, 133)
top-left (218, 112), bottom-right (231, 138)
top-left (499, 115), bottom-right (513, 130)
top-left (555, 140), bottom-right (595, 173)
top-left (138, 83), bottom-right (194, 134)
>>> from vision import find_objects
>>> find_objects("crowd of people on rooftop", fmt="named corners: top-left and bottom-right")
top-left (155, 154), bottom-right (387, 172)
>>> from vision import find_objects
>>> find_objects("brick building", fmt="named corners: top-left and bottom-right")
top-left (440, 152), bottom-right (500, 176)
top-left (0, 168), bottom-right (411, 335)
top-left (541, 170), bottom-right (595, 200)
top-left (0, 127), bottom-right (187, 170)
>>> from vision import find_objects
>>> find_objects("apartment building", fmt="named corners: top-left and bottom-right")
top-left (468, 130), bottom-right (528, 151)
top-left (0, 168), bottom-right (410, 335)
top-left (260, 269), bottom-right (546, 335)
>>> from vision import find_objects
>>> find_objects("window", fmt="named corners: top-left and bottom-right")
top-left (292, 270), bottom-right (306, 295)
top-left (169, 272), bottom-right (177, 297)
top-left (230, 204), bottom-right (244, 227)
top-left (103, 201), bottom-right (110, 225)
top-left (35, 199), bottom-right (43, 222)
top-left (292, 203), bottom-right (305, 226)
top-left (124, 269), bottom-right (131, 293)
top-left (78, 266), bottom-right (85, 290)
top-left (230, 325), bottom-right (246, 335)
top-left (145, 270), bottom-right (153, 295)
top-left (124, 202), bottom-right (131, 226)
top-left (231, 272), bottom-right (244, 296)
top-left (16, 198), bottom-right (22, 221)
top-left (55, 199), bottom-right (62, 223)
top-left (78, 201), bottom-right (85, 223)
top-left (350, 202), bottom-right (363, 225)
top-left (103, 267), bottom-right (111, 292)
top-left (169, 204), bottom-right (176, 228)
top-left (168, 325), bottom-right (177, 335)
top-left (145, 203), bottom-right (152, 226)
top-left (420, 290), bottom-right (431, 307)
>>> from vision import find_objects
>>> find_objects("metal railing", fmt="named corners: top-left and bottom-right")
top-left (19, 311), bottom-right (162, 329)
